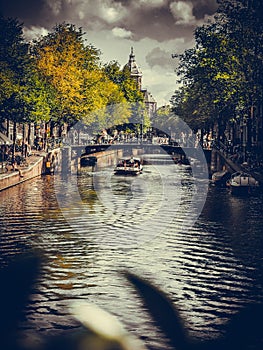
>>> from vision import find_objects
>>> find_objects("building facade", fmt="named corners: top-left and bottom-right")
top-left (124, 47), bottom-right (157, 118)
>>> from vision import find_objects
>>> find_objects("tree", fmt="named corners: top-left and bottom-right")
top-left (32, 23), bottom-right (133, 132)
top-left (104, 61), bottom-right (144, 103)
top-left (216, 0), bottom-right (263, 115)
top-left (171, 0), bottom-right (263, 145)
top-left (32, 23), bottom-right (102, 126)
top-left (0, 15), bottom-right (30, 126)
top-left (0, 15), bottom-right (35, 159)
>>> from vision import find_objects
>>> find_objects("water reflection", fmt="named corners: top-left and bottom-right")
top-left (202, 187), bottom-right (263, 269)
top-left (0, 164), bottom-right (263, 349)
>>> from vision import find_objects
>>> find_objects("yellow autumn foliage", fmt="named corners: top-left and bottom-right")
top-left (33, 23), bottom-right (130, 126)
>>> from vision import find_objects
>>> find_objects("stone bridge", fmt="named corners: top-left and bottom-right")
top-left (62, 143), bottom-right (212, 173)
top-left (72, 143), bottom-right (211, 159)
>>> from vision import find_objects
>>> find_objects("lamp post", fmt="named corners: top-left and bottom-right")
top-left (141, 118), bottom-right (143, 144)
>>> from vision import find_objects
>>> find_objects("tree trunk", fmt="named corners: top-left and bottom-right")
top-left (21, 123), bottom-right (25, 158)
top-left (43, 122), bottom-right (48, 151)
top-left (27, 123), bottom-right (31, 146)
top-left (6, 119), bottom-right (10, 137)
top-left (12, 121), bottom-right (17, 164)
top-left (50, 120), bottom-right (55, 138)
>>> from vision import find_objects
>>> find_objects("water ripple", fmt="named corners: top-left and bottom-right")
top-left (0, 165), bottom-right (263, 348)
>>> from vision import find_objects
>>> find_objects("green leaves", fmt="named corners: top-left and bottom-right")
top-left (31, 23), bottom-right (137, 129)
top-left (1, 18), bottom-right (142, 131)
top-left (104, 61), bottom-right (144, 103)
top-left (171, 0), bottom-right (263, 133)
top-left (0, 15), bottom-right (30, 123)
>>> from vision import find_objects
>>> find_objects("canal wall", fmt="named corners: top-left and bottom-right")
top-left (94, 149), bottom-right (123, 168)
top-left (0, 156), bottom-right (45, 192)
top-left (0, 148), bottom-right (62, 192)
top-left (77, 148), bottom-right (124, 173)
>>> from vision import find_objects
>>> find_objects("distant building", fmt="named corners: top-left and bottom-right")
top-left (141, 88), bottom-right (157, 120)
top-left (124, 47), bottom-right (157, 118)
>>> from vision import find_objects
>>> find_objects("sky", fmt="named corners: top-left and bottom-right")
top-left (0, 0), bottom-right (218, 107)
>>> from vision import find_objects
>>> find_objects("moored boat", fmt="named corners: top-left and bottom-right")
top-left (211, 170), bottom-right (231, 187)
top-left (227, 171), bottom-right (259, 195)
top-left (114, 157), bottom-right (143, 175)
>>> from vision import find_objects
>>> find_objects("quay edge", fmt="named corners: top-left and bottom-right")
top-left (0, 149), bottom-right (60, 192)
top-left (212, 149), bottom-right (263, 186)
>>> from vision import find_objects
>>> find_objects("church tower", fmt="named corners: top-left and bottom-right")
top-left (125, 47), bottom-right (142, 90)
top-left (124, 47), bottom-right (157, 118)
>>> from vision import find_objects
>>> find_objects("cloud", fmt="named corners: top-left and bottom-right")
top-left (89, 0), bottom-right (127, 24)
top-left (46, 0), bottom-right (63, 16)
top-left (142, 66), bottom-right (177, 106)
top-left (145, 47), bottom-right (173, 69)
top-left (0, 0), bottom-right (218, 105)
top-left (170, 1), bottom-right (196, 25)
top-left (23, 26), bottom-right (49, 41)
top-left (0, 0), bottom-right (218, 42)
top-left (112, 27), bottom-right (133, 39)
top-left (135, 0), bottom-right (166, 7)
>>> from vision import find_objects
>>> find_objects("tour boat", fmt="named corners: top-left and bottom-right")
top-left (114, 157), bottom-right (143, 175)
top-left (226, 171), bottom-right (259, 195)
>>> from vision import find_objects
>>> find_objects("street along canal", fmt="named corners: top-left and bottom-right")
top-left (0, 160), bottom-right (263, 349)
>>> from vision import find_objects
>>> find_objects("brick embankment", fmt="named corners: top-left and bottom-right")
top-left (0, 153), bottom-right (46, 192)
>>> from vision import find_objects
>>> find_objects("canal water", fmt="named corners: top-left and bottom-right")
top-left (0, 159), bottom-right (263, 349)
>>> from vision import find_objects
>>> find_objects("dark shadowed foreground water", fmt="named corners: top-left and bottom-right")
top-left (0, 162), bottom-right (263, 349)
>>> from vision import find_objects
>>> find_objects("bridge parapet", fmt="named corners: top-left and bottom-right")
top-left (61, 143), bottom-right (212, 173)
top-left (82, 143), bottom-right (211, 156)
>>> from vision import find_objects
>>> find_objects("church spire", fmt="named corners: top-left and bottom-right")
top-left (126, 47), bottom-right (142, 90)
top-left (123, 47), bottom-right (157, 116)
